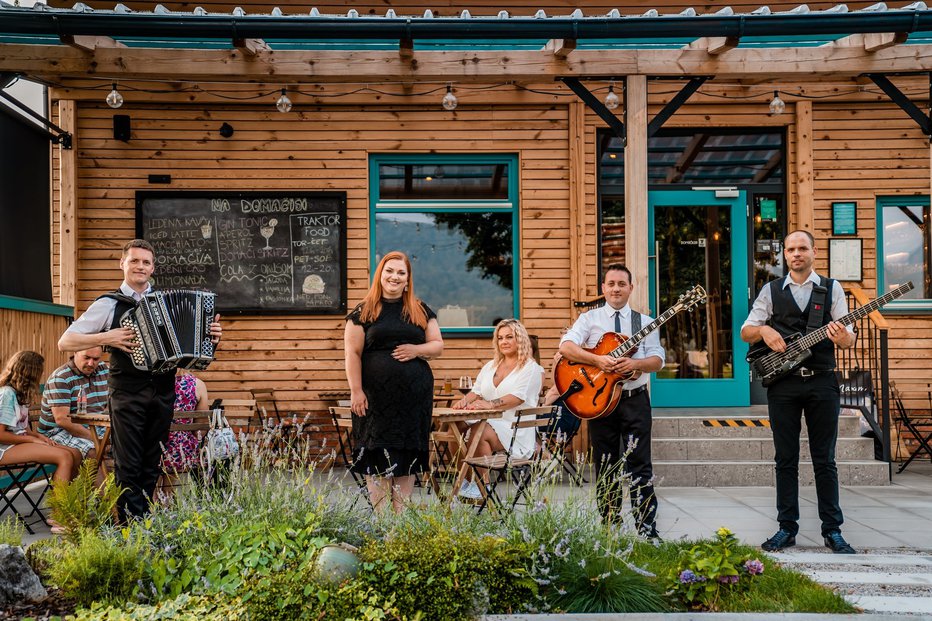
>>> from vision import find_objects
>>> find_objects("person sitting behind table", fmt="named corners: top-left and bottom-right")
top-left (157, 371), bottom-right (209, 500)
top-left (453, 319), bottom-right (544, 500)
top-left (39, 347), bottom-right (109, 462)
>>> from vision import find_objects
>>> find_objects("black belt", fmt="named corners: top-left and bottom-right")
top-left (794, 368), bottom-right (831, 377)
top-left (619, 385), bottom-right (648, 399)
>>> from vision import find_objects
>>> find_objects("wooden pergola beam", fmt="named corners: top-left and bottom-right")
top-left (684, 36), bottom-right (739, 55)
top-left (59, 35), bottom-right (126, 52)
top-left (827, 32), bottom-right (908, 53)
top-left (233, 38), bottom-right (271, 56)
top-left (543, 38), bottom-right (577, 58)
top-left (6, 44), bottom-right (932, 82)
top-left (399, 37), bottom-right (414, 60)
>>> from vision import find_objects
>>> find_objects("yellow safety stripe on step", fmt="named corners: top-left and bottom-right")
top-left (702, 419), bottom-right (771, 427)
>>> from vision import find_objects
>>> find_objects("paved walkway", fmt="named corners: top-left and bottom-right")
top-left (654, 461), bottom-right (932, 550)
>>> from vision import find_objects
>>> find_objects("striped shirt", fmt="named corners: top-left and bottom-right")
top-left (39, 360), bottom-right (110, 435)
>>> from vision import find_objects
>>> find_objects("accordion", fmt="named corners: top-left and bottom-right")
top-left (120, 289), bottom-right (216, 374)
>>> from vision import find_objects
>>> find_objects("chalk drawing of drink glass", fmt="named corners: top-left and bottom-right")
top-left (259, 218), bottom-right (278, 249)
top-left (200, 220), bottom-right (213, 239)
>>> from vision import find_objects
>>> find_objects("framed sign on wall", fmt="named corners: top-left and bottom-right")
top-left (831, 201), bottom-right (858, 236)
top-left (828, 238), bottom-right (863, 282)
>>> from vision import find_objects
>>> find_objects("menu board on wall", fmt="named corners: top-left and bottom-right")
top-left (136, 192), bottom-right (346, 314)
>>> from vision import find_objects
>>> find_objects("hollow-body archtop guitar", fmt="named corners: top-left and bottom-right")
top-left (554, 285), bottom-right (707, 420)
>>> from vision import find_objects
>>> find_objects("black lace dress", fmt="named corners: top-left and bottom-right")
top-left (348, 299), bottom-right (436, 477)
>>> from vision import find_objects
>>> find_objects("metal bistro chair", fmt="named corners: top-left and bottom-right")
top-left (0, 409), bottom-right (56, 533)
top-left (328, 407), bottom-right (371, 507)
top-left (891, 380), bottom-right (932, 473)
top-left (464, 406), bottom-right (557, 515)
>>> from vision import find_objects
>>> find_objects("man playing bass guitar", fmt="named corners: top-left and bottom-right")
top-left (741, 230), bottom-right (857, 554)
top-left (559, 264), bottom-right (664, 537)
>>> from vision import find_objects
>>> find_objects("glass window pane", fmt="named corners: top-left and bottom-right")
top-left (378, 163), bottom-right (509, 200)
top-left (882, 204), bottom-right (930, 299)
top-left (374, 212), bottom-right (513, 327)
top-left (600, 197), bottom-right (625, 276)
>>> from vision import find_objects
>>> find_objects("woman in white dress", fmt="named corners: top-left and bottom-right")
top-left (454, 319), bottom-right (544, 499)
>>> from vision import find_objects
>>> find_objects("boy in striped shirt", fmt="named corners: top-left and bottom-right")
top-left (39, 347), bottom-right (109, 460)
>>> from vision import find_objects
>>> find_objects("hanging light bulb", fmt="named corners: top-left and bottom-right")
top-left (604, 80), bottom-right (620, 110)
top-left (106, 82), bottom-right (124, 109)
top-left (769, 90), bottom-right (785, 115)
top-left (442, 84), bottom-right (458, 111)
top-left (276, 87), bottom-right (292, 113)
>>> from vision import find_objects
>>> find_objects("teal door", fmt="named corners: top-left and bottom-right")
top-left (648, 190), bottom-right (750, 407)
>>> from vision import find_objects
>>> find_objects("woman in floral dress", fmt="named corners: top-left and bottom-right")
top-left (157, 371), bottom-right (208, 498)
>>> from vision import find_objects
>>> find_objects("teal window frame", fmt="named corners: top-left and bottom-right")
top-left (368, 153), bottom-right (520, 335)
top-left (876, 195), bottom-right (932, 314)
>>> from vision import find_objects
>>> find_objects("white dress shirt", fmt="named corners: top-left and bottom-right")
top-left (560, 303), bottom-right (665, 390)
top-left (65, 281), bottom-right (152, 335)
top-left (742, 271), bottom-right (853, 334)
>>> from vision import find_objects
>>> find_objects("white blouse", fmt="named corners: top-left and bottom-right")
top-left (470, 358), bottom-right (544, 459)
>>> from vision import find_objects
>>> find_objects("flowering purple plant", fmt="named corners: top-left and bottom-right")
top-left (745, 559), bottom-right (765, 576)
top-left (669, 527), bottom-right (766, 610)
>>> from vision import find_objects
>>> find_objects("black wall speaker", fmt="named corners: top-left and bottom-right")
top-left (113, 114), bottom-right (131, 142)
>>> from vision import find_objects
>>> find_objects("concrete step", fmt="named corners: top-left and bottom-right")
top-left (652, 415), bottom-right (863, 439)
top-left (654, 459), bottom-right (889, 487)
top-left (652, 437), bottom-right (875, 462)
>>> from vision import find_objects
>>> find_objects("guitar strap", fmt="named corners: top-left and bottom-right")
top-left (631, 310), bottom-right (641, 335)
top-left (805, 276), bottom-right (830, 334)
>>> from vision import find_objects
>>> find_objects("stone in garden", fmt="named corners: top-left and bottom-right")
top-left (0, 544), bottom-right (47, 605)
top-left (315, 543), bottom-right (360, 584)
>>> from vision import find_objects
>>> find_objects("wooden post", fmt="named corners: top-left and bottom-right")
top-left (58, 99), bottom-right (77, 308)
top-left (568, 100), bottom-right (586, 304)
top-left (625, 75), bottom-right (649, 312)
top-left (794, 100), bottom-right (814, 233)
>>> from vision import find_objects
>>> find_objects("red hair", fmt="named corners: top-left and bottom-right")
top-left (358, 251), bottom-right (428, 329)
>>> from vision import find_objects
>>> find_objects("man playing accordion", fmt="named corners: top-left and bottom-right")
top-left (59, 239), bottom-right (222, 522)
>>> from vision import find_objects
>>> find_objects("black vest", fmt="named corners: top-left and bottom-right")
top-left (103, 291), bottom-right (176, 392)
top-left (768, 276), bottom-right (836, 371)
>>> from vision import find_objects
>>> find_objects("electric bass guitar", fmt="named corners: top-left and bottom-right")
top-left (555, 285), bottom-right (707, 420)
top-left (747, 281), bottom-right (914, 387)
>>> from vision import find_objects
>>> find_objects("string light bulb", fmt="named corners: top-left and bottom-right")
top-left (769, 90), bottom-right (785, 115)
top-left (276, 87), bottom-right (292, 113)
top-left (106, 82), bottom-right (124, 109)
top-left (604, 80), bottom-right (620, 110)
top-left (442, 84), bottom-right (458, 111)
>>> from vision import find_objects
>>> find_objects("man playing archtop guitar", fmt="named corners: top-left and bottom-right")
top-left (741, 230), bottom-right (857, 554)
top-left (559, 264), bottom-right (664, 537)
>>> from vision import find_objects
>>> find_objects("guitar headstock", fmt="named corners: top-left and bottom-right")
top-left (674, 285), bottom-right (707, 313)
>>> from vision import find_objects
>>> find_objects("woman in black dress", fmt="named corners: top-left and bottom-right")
top-left (344, 250), bottom-right (443, 513)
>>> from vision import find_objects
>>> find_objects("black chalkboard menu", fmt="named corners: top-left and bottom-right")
top-left (136, 191), bottom-right (346, 314)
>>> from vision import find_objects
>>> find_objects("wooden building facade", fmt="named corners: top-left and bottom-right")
top-left (1, 1), bottom-right (930, 426)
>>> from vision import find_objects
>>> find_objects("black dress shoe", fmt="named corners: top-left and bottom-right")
top-left (639, 525), bottom-right (662, 542)
top-left (761, 529), bottom-right (796, 552)
top-left (824, 531), bottom-right (856, 554)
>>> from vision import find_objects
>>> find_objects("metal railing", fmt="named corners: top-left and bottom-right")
top-left (838, 285), bottom-right (892, 476)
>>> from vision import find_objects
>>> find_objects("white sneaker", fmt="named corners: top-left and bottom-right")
top-left (458, 480), bottom-right (483, 500)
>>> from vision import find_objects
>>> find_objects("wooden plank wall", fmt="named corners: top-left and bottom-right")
top-left (0, 308), bottom-right (70, 376)
top-left (57, 1), bottom-right (900, 16)
top-left (812, 102), bottom-right (932, 383)
top-left (58, 101), bottom-right (572, 420)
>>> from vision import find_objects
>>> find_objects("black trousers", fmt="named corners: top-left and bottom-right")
top-left (767, 372), bottom-right (843, 537)
top-left (588, 390), bottom-right (657, 530)
top-left (109, 383), bottom-right (175, 522)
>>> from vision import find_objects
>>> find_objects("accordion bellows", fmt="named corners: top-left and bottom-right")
top-left (120, 289), bottom-right (216, 374)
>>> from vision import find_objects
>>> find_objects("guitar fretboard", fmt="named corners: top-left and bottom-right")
top-left (609, 304), bottom-right (682, 359)
top-left (783, 281), bottom-right (914, 357)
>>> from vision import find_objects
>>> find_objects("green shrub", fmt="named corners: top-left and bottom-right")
top-left (71, 592), bottom-right (246, 620)
top-left (553, 553), bottom-right (668, 613)
top-left (0, 515), bottom-right (24, 546)
top-left (48, 460), bottom-right (122, 542)
top-left (668, 527), bottom-right (763, 611)
top-left (48, 529), bottom-right (146, 607)
top-left (359, 521), bottom-right (535, 620)
top-left (25, 536), bottom-right (65, 581)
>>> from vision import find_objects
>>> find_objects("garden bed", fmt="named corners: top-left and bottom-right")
top-left (3, 437), bottom-right (857, 620)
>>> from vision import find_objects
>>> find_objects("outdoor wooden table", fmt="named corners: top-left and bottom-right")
top-left (430, 407), bottom-right (502, 502)
top-left (70, 413), bottom-right (112, 476)
top-left (321, 389), bottom-right (457, 407)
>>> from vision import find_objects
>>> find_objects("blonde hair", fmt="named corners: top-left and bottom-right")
top-left (0, 350), bottom-right (45, 406)
top-left (358, 251), bottom-right (428, 329)
top-left (492, 319), bottom-right (533, 369)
